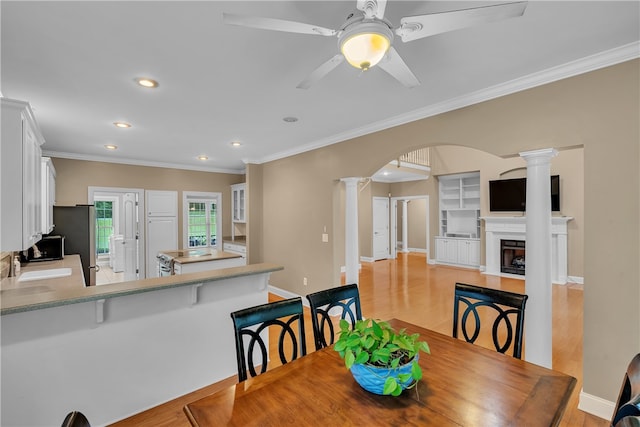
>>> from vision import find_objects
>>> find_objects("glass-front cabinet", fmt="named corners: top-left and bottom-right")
top-left (231, 183), bottom-right (246, 223)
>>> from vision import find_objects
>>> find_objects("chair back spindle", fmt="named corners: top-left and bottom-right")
top-left (230, 297), bottom-right (307, 382)
top-left (452, 282), bottom-right (528, 359)
top-left (306, 284), bottom-right (362, 350)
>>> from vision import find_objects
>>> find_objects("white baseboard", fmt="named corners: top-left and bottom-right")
top-left (578, 389), bottom-right (615, 421)
top-left (341, 263), bottom-right (364, 273)
top-left (479, 265), bottom-right (486, 272)
top-left (267, 285), bottom-right (310, 307)
top-left (427, 258), bottom-right (437, 265)
top-left (360, 256), bottom-right (374, 263)
top-left (568, 276), bottom-right (584, 285)
top-left (407, 248), bottom-right (427, 254)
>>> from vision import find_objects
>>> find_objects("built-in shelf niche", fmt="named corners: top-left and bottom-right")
top-left (438, 172), bottom-right (480, 239)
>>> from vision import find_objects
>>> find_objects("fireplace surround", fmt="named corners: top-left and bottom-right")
top-left (482, 216), bottom-right (572, 284)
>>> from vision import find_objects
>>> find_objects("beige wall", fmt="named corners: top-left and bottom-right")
top-left (50, 60), bottom-right (639, 406)
top-left (355, 144), bottom-right (583, 272)
top-left (246, 163), bottom-right (263, 264)
top-left (52, 158), bottom-right (244, 247)
top-left (425, 145), bottom-right (584, 276)
top-left (257, 60), bottom-right (639, 404)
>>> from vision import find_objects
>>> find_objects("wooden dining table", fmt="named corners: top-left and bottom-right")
top-left (184, 318), bottom-right (576, 426)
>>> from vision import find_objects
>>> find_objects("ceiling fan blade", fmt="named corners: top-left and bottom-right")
top-left (297, 54), bottom-right (345, 90)
top-left (223, 13), bottom-right (337, 36)
top-left (397, 1), bottom-right (527, 43)
top-left (377, 47), bottom-right (420, 88)
top-left (357, 0), bottom-right (387, 20)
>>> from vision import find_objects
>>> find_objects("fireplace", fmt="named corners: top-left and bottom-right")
top-left (482, 216), bottom-right (572, 284)
top-left (501, 239), bottom-right (526, 276)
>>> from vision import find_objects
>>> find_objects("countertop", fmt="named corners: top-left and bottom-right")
top-left (1, 262), bottom-right (283, 315)
top-left (0, 254), bottom-right (85, 293)
top-left (222, 236), bottom-right (246, 245)
top-left (159, 248), bottom-right (241, 264)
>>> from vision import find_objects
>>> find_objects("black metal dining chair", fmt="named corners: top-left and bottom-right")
top-left (230, 297), bottom-right (307, 382)
top-left (612, 353), bottom-right (640, 426)
top-left (306, 284), bottom-right (363, 350)
top-left (616, 416), bottom-right (640, 427)
top-left (452, 282), bottom-right (528, 359)
top-left (61, 411), bottom-right (90, 427)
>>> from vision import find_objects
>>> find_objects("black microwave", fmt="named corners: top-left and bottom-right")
top-left (22, 235), bottom-right (65, 262)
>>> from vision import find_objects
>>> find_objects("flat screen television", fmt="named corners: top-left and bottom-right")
top-left (489, 175), bottom-right (560, 212)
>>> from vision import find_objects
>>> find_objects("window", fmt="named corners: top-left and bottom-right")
top-left (95, 200), bottom-right (114, 255)
top-left (183, 192), bottom-right (221, 249)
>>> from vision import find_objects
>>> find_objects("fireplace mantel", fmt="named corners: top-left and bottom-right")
top-left (481, 216), bottom-right (573, 284)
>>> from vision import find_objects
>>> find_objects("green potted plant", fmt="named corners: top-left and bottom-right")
top-left (334, 318), bottom-right (430, 396)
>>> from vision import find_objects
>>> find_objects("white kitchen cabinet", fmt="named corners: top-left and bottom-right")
top-left (173, 256), bottom-right (245, 274)
top-left (146, 216), bottom-right (178, 278)
top-left (145, 190), bottom-right (178, 278)
top-left (1, 98), bottom-right (45, 251)
top-left (146, 190), bottom-right (178, 217)
top-left (223, 242), bottom-right (247, 265)
top-left (41, 157), bottom-right (56, 234)
top-left (435, 237), bottom-right (480, 268)
top-left (231, 183), bottom-right (246, 223)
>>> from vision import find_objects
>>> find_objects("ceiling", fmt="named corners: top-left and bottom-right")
top-left (2, 1), bottom-right (638, 178)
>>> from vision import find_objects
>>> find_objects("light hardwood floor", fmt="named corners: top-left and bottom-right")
top-left (110, 253), bottom-right (608, 427)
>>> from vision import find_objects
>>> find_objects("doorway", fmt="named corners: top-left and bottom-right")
top-left (390, 195), bottom-right (430, 261)
top-left (372, 197), bottom-right (390, 260)
top-left (89, 187), bottom-right (144, 284)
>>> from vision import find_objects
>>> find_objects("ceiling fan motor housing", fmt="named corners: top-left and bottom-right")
top-left (338, 20), bottom-right (394, 70)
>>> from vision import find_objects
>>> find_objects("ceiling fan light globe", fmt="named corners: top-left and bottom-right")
top-left (339, 23), bottom-right (392, 70)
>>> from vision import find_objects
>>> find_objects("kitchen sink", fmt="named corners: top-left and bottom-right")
top-left (18, 268), bottom-right (72, 282)
top-left (176, 249), bottom-right (209, 257)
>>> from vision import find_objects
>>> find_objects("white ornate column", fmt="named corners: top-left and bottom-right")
top-left (401, 200), bottom-right (409, 253)
top-left (520, 148), bottom-right (558, 368)
top-left (341, 178), bottom-right (360, 286)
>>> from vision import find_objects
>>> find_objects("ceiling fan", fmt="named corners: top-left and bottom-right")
top-left (224, 0), bottom-right (527, 89)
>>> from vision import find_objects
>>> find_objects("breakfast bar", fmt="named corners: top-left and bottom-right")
top-left (1, 262), bottom-right (283, 426)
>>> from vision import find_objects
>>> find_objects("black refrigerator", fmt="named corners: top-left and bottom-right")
top-left (51, 205), bottom-right (96, 286)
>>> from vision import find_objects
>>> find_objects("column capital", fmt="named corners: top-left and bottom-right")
top-left (340, 177), bottom-right (363, 185)
top-left (519, 148), bottom-right (558, 164)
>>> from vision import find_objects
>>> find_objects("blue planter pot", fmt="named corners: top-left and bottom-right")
top-left (349, 355), bottom-right (418, 395)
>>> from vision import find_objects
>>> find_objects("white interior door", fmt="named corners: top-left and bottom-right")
top-left (88, 186), bottom-right (146, 284)
top-left (373, 197), bottom-right (390, 261)
top-left (122, 192), bottom-right (139, 281)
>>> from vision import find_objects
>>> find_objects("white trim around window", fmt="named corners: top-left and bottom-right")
top-left (182, 191), bottom-right (222, 250)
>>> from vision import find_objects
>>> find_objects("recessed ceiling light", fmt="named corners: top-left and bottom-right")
top-left (104, 144), bottom-right (118, 150)
top-left (231, 141), bottom-right (242, 147)
top-left (113, 121), bottom-right (131, 128)
top-left (197, 155), bottom-right (208, 161)
top-left (283, 116), bottom-right (298, 123)
top-left (135, 77), bottom-right (159, 88)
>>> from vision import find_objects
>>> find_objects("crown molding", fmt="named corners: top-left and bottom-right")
top-left (42, 42), bottom-right (639, 173)
top-left (257, 41), bottom-right (640, 165)
top-left (42, 150), bottom-right (246, 175)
